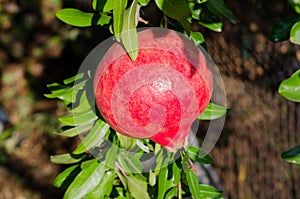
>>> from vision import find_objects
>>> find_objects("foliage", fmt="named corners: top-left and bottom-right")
top-left (281, 145), bottom-right (300, 164)
top-left (278, 69), bottom-right (300, 102)
top-left (56, 0), bottom-right (238, 53)
top-left (46, 0), bottom-right (235, 198)
top-left (269, 0), bottom-right (300, 165)
top-left (46, 72), bottom-right (225, 199)
top-left (269, 0), bottom-right (300, 44)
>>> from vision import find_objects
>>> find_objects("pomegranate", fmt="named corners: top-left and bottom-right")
top-left (94, 28), bottom-right (212, 151)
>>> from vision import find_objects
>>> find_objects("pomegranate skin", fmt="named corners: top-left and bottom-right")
top-left (94, 28), bottom-right (212, 151)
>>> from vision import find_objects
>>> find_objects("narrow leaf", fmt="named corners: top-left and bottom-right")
top-left (149, 169), bottom-right (156, 186)
top-left (50, 153), bottom-right (86, 164)
top-left (70, 91), bottom-right (91, 113)
top-left (126, 175), bottom-right (151, 199)
top-left (73, 120), bottom-right (110, 154)
top-left (113, 0), bottom-right (127, 42)
top-left (64, 160), bottom-right (105, 199)
top-left (126, 154), bottom-right (144, 174)
top-left (165, 187), bottom-right (178, 199)
top-left (45, 80), bottom-right (87, 105)
top-left (282, 145), bottom-right (300, 164)
top-left (172, 161), bottom-right (181, 184)
top-left (58, 122), bottom-right (94, 137)
top-left (85, 170), bottom-right (115, 198)
top-left (199, 184), bottom-right (223, 198)
top-left (59, 110), bottom-right (97, 126)
top-left (186, 170), bottom-right (202, 199)
top-left (53, 165), bottom-right (81, 188)
top-left (136, 139), bottom-right (150, 153)
top-left (187, 146), bottom-right (213, 164)
top-left (56, 8), bottom-right (111, 27)
top-left (63, 73), bottom-right (85, 85)
top-left (121, 0), bottom-right (139, 60)
top-left (158, 164), bottom-right (174, 199)
top-left (117, 132), bottom-right (136, 150)
top-left (198, 103), bottom-right (227, 120)
top-left (205, 0), bottom-right (238, 23)
top-left (278, 69), bottom-right (300, 102)
top-left (105, 144), bottom-right (119, 169)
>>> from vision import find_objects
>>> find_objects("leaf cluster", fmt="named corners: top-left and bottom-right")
top-left (56, 0), bottom-right (238, 59)
top-left (45, 72), bottom-right (226, 199)
top-left (269, 0), bottom-right (300, 165)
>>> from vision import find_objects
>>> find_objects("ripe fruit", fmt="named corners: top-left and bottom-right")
top-left (94, 28), bottom-right (212, 151)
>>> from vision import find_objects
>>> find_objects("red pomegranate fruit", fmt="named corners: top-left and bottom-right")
top-left (94, 28), bottom-right (212, 151)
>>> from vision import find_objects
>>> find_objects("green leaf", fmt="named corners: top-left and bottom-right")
top-left (289, 0), bottom-right (300, 14)
top-left (189, 31), bottom-right (205, 46)
top-left (64, 160), bottom-right (105, 199)
top-left (282, 145), bottom-right (300, 164)
top-left (187, 146), bottom-right (213, 164)
top-left (172, 161), bottom-right (181, 185)
top-left (205, 0), bottom-right (238, 23)
top-left (58, 122), bottom-right (94, 137)
top-left (85, 170), bottom-right (115, 198)
top-left (59, 110), bottom-right (98, 126)
top-left (189, 2), bottom-right (202, 20)
top-left (138, 0), bottom-right (150, 6)
top-left (51, 153), bottom-right (87, 164)
top-left (117, 132), bottom-right (136, 150)
top-left (199, 184), bottom-right (223, 198)
top-left (117, 155), bottom-right (146, 183)
top-left (56, 8), bottom-right (111, 27)
top-left (118, 152), bottom-right (144, 174)
top-left (93, 0), bottom-right (114, 12)
top-left (70, 91), bottom-right (91, 113)
top-left (113, 0), bottom-right (127, 42)
top-left (116, 170), bottom-right (128, 189)
top-left (199, 21), bottom-right (223, 32)
top-left (155, 0), bottom-right (192, 21)
top-left (121, 0), bottom-right (139, 60)
top-left (73, 120), bottom-right (110, 154)
top-left (186, 170), bottom-right (202, 199)
top-left (53, 165), bottom-right (81, 188)
top-left (198, 103), bottom-right (227, 120)
top-left (149, 169), bottom-right (156, 186)
top-left (105, 144), bottom-right (119, 169)
top-left (195, 0), bottom-right (208, 3)
top-left (154, 149), bottom-right (164, 175)
top-left (290, 21), bottom-right (300, 44)
top-left (126, 175), bottom-right (151, 199)
top-left (136, 139), bottom-right (150, 153)
top-left (157, 164), bottom-right (174, 199)
top-left (63, 73), bottom-right (85, 85)
top-left (269, 16), bottom-right (300, 42)
top-left (165, 187), bottom-right (178, 199)
top-left (278, 69), bottom-right (300, 102)
top-left (45, 80), bottom-right (87, 105)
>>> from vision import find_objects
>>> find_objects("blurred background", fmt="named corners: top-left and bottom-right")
top-left (0, 0), bottom-right (299, 198)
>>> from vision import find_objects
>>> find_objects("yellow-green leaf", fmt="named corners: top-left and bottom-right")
top-left (113, 0), bottom-right (127, 42)
top-left (121, 0), bottom-right (139, 60)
